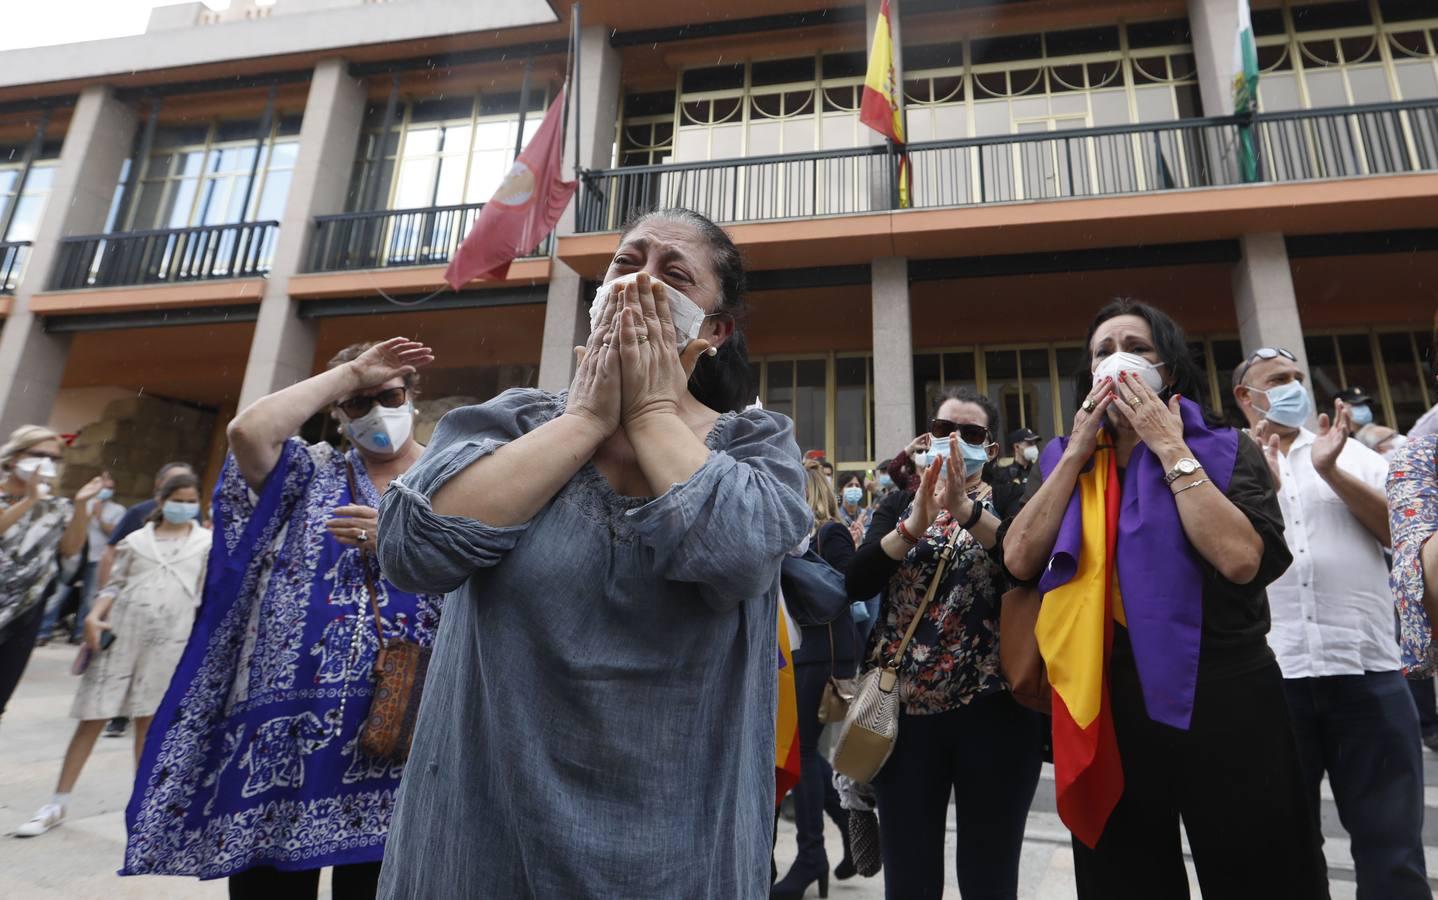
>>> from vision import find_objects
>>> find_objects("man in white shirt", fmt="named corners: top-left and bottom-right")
top-left (1235, 348), bottom-right (1426, 898)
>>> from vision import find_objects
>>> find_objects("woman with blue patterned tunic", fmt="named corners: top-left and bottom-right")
top-left (123, 338), bottom-right (443, 899)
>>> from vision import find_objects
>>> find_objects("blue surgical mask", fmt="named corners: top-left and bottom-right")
top-left (878, 473), bottom-right (894, 490)
top-left (1252, 381), bottom-right (1311, 429)
top-left (162, 500), bottom-right (200, 524)
top-left (97, 488), bottom-right (114, 501)
top-left (1349, 404), bottom-right (1374, 427)
top-left (924, 436), bottom-right (990, 477)
top-left (842, 486), bottom-right (864, 506)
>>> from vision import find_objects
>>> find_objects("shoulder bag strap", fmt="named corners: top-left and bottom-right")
top-left (887, 527), bottom-right (958, 671)
top-left (344, 458), bottom-right (385, 650)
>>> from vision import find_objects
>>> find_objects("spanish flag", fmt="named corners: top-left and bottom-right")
top-left (1034, 444), bottom-right (1125, 848)
top-left (860, 0), bottom-right (911, 208)
top-left (776, 601), bottom-right (802, 803)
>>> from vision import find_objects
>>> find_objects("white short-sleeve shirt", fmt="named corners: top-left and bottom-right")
top-left (1265, 429), bottom-right (1400, 678)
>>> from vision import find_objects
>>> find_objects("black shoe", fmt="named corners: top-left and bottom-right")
top-left (103, 718), bottom-right (128, 738)
top-left (1423, 732), bottom-right (1438, 753)
top-left (833, 810), bottom-right (855, 880)
top-left (770, 861), bottom-right (828, 900)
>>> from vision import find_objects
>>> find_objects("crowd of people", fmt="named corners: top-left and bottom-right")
top-left (0, 206), bottom-right (1435, 900)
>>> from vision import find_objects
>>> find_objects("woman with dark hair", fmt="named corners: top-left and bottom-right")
top-left (836, 470), bottom-right (872, 547)
top-left (845, 385), bottom-right (1043, 900)
top-left (1002, 299), bottom-right (1325, 897)
top-left (122, 339), bottom-right (446, 899)
top-left (373, 208), bottom-right (809, 898)
top-left (16, 473), bottom-right (210, 838)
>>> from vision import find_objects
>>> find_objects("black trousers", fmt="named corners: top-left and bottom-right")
top-left (1073, 657), bottom-right (1328, 900)
top-left (788, 661), bottom-right (852, 872)
top-left (1285, 672), bottom-right (1429, 900)
top-left (228, 863), bottom-right (382, 900)
top-left (0, 600), bottom-right (45, 719)
top-left (1407, 674), bottom-right (1438, 739)
top-left (873, 691), bottom-right (1044, 900)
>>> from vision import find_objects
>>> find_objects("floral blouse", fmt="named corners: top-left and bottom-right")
top-left (0, 494), bottom-right (74, 638)
top-left (864, 502), bottom-right (1007, 715)
top-left (1388, 433), bottom-right (1438, 676)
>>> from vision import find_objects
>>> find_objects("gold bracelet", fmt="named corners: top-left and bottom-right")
top-left (1173, 477), bottom-right (1210, 496)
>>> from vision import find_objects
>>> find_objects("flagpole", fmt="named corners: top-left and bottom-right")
top-left (572, 2), bottom-right (583, 177)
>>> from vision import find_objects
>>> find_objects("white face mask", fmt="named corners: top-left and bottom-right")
top-left (1022, 444), bottom-right (1040, 465)
top-left (1093, 351), bottom-right (1165, 394)
top-left (1382, 435), bottom-right (1408, 463)
top-left (342, 402), bottom-right (414, 456)
top-left (14, 457), bottom-right (57, 483)
top-left (590, 272), bottom-right (710, 351)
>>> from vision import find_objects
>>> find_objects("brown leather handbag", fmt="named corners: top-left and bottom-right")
top-left (999, 585), bottom-right (1051, 714)
top-left (346, 462), bottom-right (431, 763)
top-left (817, 625), bottom-right (855, 725)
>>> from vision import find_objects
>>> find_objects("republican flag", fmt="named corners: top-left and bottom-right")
top-left (860, 0), bottom-right (911, 208)
top-left (444, 84), bottom-right (576, 288)
top-left (1034, 445), bottom-right (1125, 848)
top-left (775, 597), bottom-right (802, 803)
top-left (1232, 0), bottom-right (1261, 182)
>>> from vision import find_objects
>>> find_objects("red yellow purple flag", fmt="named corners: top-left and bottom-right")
top-left (776, 600), bottom-right (802, 803)
top-left (1034, 445), bottom-right (1125, 848)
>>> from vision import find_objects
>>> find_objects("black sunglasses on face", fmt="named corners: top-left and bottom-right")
top-left (929, 418), bottom-right (990, 445)
top-left (337, 387), bottom-right (407, 420)
top-left (20, 450), bottom-right (63, 461)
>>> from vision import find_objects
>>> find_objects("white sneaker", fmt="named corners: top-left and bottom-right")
top-left (14, 804), bottom-right (64, 837)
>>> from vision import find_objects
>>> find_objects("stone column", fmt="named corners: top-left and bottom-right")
top-left (236, 58), bottom-right (366, 410)
top-left (872, 257), bottom-right (914, 459)
top-left (537, 22), bottom-right (620, 392)
top-left (0, 86), bottom-right (138, 436)
top-left (1233, 233), bottom-right (1312, 386)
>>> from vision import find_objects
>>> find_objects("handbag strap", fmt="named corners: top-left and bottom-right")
top-left (886, 526), bottom-right (958, 671)
top-left (827, 623), bottom-right (837, 682)
top-left (344, 458), bottom-right (385, 650)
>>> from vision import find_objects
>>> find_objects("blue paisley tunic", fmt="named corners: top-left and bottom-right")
top-left (123, 440), bottom-right (443, 880)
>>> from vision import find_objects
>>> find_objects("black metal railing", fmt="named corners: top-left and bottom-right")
top-left (1, 241), bottom-right (30, 294)
top-left (308, 202), bottom-right (552, 272)
top-left (51, 221), bottom-right (279, 290)
top-left (578, 98), bottom-right (1438, 232)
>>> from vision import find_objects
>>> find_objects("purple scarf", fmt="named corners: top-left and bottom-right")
top-left (1037, 398), bottom-right (1238, 730)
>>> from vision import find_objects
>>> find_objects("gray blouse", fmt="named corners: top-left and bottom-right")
top-left (375, 389), bottom-right (809, 899)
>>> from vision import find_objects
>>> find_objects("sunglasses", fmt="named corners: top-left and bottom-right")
top-left (1234, 347), bottom-right (1298, 385)
top-left (337, 387), bottom-right (408, 420)
top-left (19, 450), bottom-right (63, 461)
top-left (929, 418), bottom-right (991, 446)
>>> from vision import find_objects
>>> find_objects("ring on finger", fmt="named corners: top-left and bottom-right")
top-left (636, 333), bottom-right (648, 344)
top-left (357, 529), bottom-right (369, 543)
top-left (1082, 398), bottom-right (1097, 414)
top-left (1128, 395), bottom-right (1142, 409)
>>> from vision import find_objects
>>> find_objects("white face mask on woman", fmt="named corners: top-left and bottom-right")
top-left (589, 272), bottom-right (710, 351)
top-left (13, 457), bottom-right (57, 483)
top-left (1093, 351), bottom-right (1165, 393)
top-left (342, 403), bottom-right (414, 456)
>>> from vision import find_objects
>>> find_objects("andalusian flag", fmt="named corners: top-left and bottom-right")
top-left (1034, 445), bottom-right (1125, 848)
top-left (776, 599), bottom-right (802, 802)
top-left (1233, 0), bottom-right (1261, 182)
top-left (860, 0), bottom-right (910, 208)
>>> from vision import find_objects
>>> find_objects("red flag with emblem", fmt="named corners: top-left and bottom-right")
top-left (444, 84), bottom-right (576, 288)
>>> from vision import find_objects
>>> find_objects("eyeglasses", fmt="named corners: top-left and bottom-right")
top-left (337, 387), bottom-right (407, 420)
top-left (929, 418), bottom-right (991, 445)
top-left (20, 450), bottom-right (63, 461)
top-left (1233, 347), bottom-right (1297, 386)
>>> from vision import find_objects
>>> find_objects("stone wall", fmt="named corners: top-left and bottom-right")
top-left (60, 395), bottom-right (217, 507)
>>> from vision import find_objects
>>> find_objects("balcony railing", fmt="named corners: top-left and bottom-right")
top-left (578, 98), bottom-right (1438, 232)
top-left (1, 241), bottom-right (30, 294)
top-left (308, 202), bottom-right (552, 273)
top-left (51, 221), bottom-right (279, 290)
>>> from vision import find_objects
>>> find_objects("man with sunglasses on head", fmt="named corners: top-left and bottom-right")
top-left (1234, 346), bottom-right (1427, 899)
top-left (123, 338), bottom-right (446, 899)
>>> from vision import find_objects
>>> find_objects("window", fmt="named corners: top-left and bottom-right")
top-left (122, 116), bottom-right (300, 232)
top-left (1305, 328), bottom-right (1433, 431)
top-left (0, 159), bottom-right (58, 243)
top-left (754, 353), bottom-right (876, 468)
top-left (350, 88), bottom-right (550, 213)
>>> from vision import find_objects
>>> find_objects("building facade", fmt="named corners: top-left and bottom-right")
top-left (0, 0), bottom-right (1432, 500)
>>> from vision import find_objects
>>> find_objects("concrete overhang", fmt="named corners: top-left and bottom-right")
top-left (0, 0), bottom-right (558, 93)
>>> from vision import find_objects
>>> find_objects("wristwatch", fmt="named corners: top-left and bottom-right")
top-left (1163, 457), bottom-right (1203, 485)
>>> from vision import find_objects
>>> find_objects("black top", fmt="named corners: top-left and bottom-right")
top-left (108, 500), bottom-right (156, 546)
top-left (1001, 436), bottom-right (1290, 683)
top-left (846, 489), bottom-right (914, 602)
top-left (794, 520), bottom-right (860, 668)
top-left (990, 461), bottom-right (1030, 521)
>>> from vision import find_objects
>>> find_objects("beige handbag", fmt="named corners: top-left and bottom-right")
top-left (831, 531), bottom-right (957, 783)
top-left (817, 624), bottom-right (855, 725)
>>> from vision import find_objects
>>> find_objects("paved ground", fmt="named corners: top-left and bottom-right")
top-left (3, 643), bottom-right (1434, 898)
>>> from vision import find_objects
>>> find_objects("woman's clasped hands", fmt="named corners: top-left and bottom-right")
top-left (566, 272), bottom-right (713, 439)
